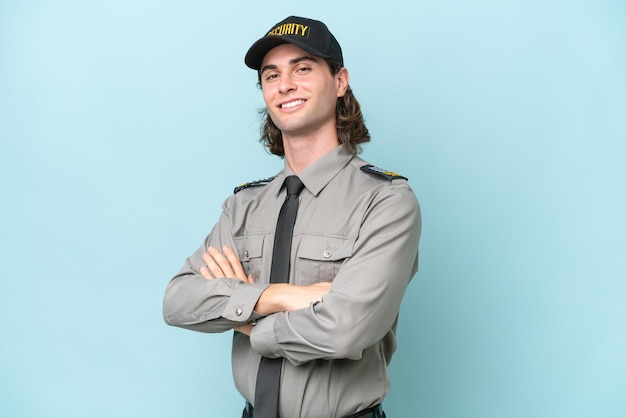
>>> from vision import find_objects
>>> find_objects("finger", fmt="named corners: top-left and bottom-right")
top-left (199, 265), bottom-right (212, 279)
top-left (247, 273), bottom-right (255, 284)
top-left (202, 249), bottom-right (226, 278)
top-left (222, 246), bottom-right (247, 281)
top-left (207, 246), bottom-right (237, 278)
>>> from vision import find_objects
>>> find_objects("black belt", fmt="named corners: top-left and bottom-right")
top-left (243, 402), bottom-right (384, 418)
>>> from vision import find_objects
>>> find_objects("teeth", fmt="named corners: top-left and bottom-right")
top-left (281, 99), bottom-right (305, 109)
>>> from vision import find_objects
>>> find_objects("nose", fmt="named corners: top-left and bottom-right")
top-left (278, 73), bottom-right (296, 94)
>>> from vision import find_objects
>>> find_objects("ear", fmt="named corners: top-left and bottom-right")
top-left (335, 67), bottom-right (350, 98)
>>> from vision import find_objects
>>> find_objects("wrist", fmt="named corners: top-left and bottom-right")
top-left (255, 283), bottom-right (289, 314)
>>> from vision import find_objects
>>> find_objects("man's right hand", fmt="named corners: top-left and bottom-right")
top-left (255, 282), bottom-right (332, 314)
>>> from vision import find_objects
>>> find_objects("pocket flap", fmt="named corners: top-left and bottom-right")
top-left (297, 235), bottom-right (355, 261)
top-left (235, 235), bottom-right (265, 261)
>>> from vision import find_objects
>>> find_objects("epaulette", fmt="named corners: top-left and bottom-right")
top-left (360, 164), bottom-right (408, 181)
top-left (233, 176), bottom-right (276, 194)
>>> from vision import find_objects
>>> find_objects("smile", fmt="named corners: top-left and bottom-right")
top-left (280, 99), bottom-right (306, 109)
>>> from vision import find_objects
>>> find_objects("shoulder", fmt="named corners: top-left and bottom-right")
top-left (223, 175), bottom-right (278, 213)
top-left (347, 157), bottom-right (408, 184)
top-left (349, 158), bottom-right (417, 205)
top-left (344, 160), bottom-right (420, 227)
top-left (357, 162), bottom-right (420, 219)
top-left (359, 164), bottom-right (408, 181)
top-left (338, 158), bottom-right (417, 210)
top-left (233, 176), bottom-right (276, 194)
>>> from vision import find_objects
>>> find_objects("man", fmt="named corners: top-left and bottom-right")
top-left (163, 16), bottom-right (421, 418)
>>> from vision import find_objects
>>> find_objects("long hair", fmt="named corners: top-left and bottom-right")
top-left (258, 59), bottom-right (371, 157)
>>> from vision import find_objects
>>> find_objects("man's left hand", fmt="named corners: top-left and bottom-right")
top-left (199, 245), bottom-right (253, 284)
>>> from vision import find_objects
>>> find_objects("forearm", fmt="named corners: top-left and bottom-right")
top-left (254, 282), bottom-right (331, 315)
top-left (163, 211), bottom-right (270, 333)
top-left (163, 269), bottom-right (269, 333)
top-left (252, 282), bottom-right (413, 366)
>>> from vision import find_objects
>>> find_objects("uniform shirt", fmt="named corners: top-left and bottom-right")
top-left (163, 145), bottom-right (421, 418)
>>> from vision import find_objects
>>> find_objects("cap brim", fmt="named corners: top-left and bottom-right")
top-left (244, 36), bottom-right (331, 70)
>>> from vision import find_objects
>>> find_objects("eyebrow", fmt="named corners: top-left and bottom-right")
top-left (260, 55), bottom-right (319, 75)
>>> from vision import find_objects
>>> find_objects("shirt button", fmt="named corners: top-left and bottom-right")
top-left (244, 250), bottom-right (249, 258)
top-left (323, 250), bottom-right (332, 258)
top-left (235, 308), bottom-right (243, 316)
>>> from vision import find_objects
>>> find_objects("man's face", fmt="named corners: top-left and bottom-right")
top-left (259, 43), bottom-right (348, 139)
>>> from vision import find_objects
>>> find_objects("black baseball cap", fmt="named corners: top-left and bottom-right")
top-left (245, 16), bottom-right (343, 70)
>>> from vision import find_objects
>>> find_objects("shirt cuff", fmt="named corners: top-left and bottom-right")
top-left (249, 313), bottom-right (282, 358)
top-left (222, 282), bottom-right (269, 322)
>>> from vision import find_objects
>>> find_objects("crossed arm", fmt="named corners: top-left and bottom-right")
top-left (199, 245), bottom-right (331, 335)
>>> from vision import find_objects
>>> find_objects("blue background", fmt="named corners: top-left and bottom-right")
top-left (1, 1), bottom-right (625, 417)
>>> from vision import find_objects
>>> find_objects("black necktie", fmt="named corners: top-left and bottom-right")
top-left (254, 175), bottom-right (304, 418)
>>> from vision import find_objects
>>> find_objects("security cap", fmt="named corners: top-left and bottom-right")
top-left (245, 16), bottom-right (343, 70)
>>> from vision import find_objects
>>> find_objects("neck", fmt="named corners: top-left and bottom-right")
top-left (282, 127), bottom-right (340, 174)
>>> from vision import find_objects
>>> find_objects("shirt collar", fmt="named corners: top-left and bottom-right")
top-left (278, 145), bottom-right (354, 197)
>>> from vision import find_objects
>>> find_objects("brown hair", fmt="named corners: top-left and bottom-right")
top-left (257, 59), bottom-right (370, 157)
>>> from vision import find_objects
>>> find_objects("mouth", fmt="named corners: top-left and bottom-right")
top-left (280, 99), bottom-right (306, 109)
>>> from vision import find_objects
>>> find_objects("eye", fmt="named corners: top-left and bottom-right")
top-left (264, 73), bottom-right (279, 82)
top-left (296, 66), bottom-right (311, 74)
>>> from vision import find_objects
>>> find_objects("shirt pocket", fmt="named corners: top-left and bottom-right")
top-left (235, 234), bottom-right (266, 283)
top-left (295, 235), bottom-right (355, 285)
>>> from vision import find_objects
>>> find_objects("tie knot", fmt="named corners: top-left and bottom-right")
top-left (284, 175), bottom-right (304, 196)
